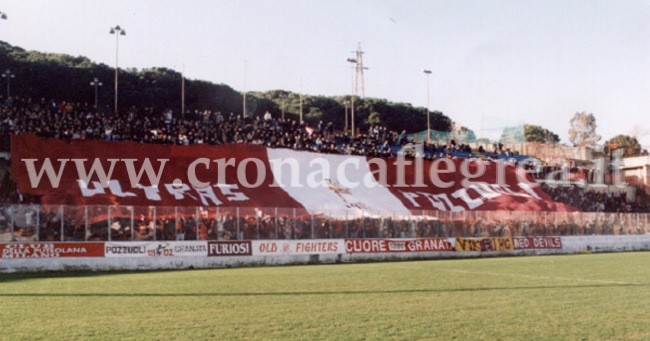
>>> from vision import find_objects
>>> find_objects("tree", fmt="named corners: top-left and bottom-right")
top-left (604, 135), bottom-right (643, 157)
top-left (365, 112), bottom-right (381, 125)
top-left (455, 126), bottom-right (476, 143)
top-left (499, 126), bottom-right (525, 144)
top-left (524, 124), bottom-right (560, 143)
top-left (0, 40), bottom-right (455, 133)
top-left (568, 112), bottom-right (601, 147)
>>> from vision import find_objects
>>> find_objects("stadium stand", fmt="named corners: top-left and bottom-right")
top-left (0, 95), bottom-right (648, 214)
top-left (0, 96), bottom-right (531, 160)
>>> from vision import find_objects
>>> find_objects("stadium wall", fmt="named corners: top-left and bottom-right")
top-left (1, 235), bottom-right (649, 273)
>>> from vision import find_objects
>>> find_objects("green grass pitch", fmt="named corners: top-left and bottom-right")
top-left (1, 252), bottom-right (648, 340)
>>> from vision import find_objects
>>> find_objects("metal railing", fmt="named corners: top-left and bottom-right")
top-left (0, 205), bottom-right (647, 242)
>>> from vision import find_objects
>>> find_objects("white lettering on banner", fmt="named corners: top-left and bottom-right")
top-left (467, 183), bottom-right (501, 200)
top-left (215, 184), bottom-right (249, 202)
top-left (78, 180), bottom-right (250, 206)
top-left (72, 158), bottom-right (119, 188)
top-left (23, 158), bottom-right (169, 190)
top-left (305, 158), bottom-right (331, 188)
top-left (400, 182), bottom-right (538, 211)
top-left (165, 182), bottom-right (197, 200)
top-left (460, 160), bottom-right (486, 188)
top-left (208, 241), bottom-right (252, 256)
top-left (513, 238), bottom-right (529, 249)
top-left (212, 158), bottom-right (236, 188)
top-left (513, 237), bottom-right (562, 250)
top-left (345, 239), bottom-right (388, 253)
top-left (432, 193), bottom-right (464, 212)
top-left (120, 159), bottom-right (169, 188)
top-left (195, 186), bottom-right (223, 206)
top-left (22, 158), bottom-right (70, 188)
top-left (393, 157), bottom-right (413, 188)
top-left (401, 191), bottom-right (421, 208)
top-left (416, 192), bottom-right (448, 211)
top-left (109, 180), bottom-right (137, 197)
top-left (187, 158), bottom-right (210, 188)
top-left (345, 238), bottom-right (455, 253)
top-left (533, 238), bottom-right (547, 248)
top-left (251, 240), bottom-right (345, 256)
top-left (78, 180), bottom-right (106, 197)
top-left (451, 188), bottom-right (484, 209)
top-left (269, 157), bottom-right (303, 188)
top-left (78, 178), bottom-right (139, 197)
top-left (405, 238), bottom-right (454, 252)
top-left (237, 158), bottom-right (266, 188)
top-left (137, 184), bottom-right (162, 201)
top-left (429, 158), bottom-right (455, 188)
top-left (0, 243), bottom-right (93, 259)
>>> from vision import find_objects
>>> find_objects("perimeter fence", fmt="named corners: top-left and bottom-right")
top-left (0, 205), bottom-right (647, 242)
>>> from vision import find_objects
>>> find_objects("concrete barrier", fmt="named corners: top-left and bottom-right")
top-left (1, 235), bottom-right (649, 273)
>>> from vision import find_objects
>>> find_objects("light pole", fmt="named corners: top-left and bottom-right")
top-left (90, 78), bottom-right (103, 108)
top-left (299, 78), bottom-right (304, 123)
top-left (343, 100), bottom-right (350, 133)
top-left (242, 60), bottom-right (247, 117)
top-left (2, 69), bottom-right (15, 98)
top-left (347, 58), bottom-right (357, 137)
top-left (279, 93), bottom-right (287, 120)
top-left (423, 69), bottom-right (432, 142)
top-left (109, 25), bottom-right (126, 115)
top-left (181, 64), bottom-right (185, 118)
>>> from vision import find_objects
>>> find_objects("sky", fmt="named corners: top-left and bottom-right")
top-left (1, 0), bottom-right (650, 146)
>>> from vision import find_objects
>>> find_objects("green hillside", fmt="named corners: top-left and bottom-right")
top-left (0, 41), bottom-right (451, 133)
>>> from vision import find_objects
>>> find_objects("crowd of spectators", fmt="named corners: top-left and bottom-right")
top-left (0, 95), bottom-right (648, 214)
top-left (1, 96), bottom-right (529, 161)
top-left (0, 96), bottom-right (404, 157)
top-left (541, 183), bottom-right (649, 213)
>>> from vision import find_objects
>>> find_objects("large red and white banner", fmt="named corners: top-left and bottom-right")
top-left (267, 150), bottom-right (412, 216)
top-left (370, 155), bottom-right (567, 212)
top-left (11, 134), bottom-right (302, 209)
top-left (0, 242), bottom-right (104, 259)
top-left (11, 134), bottom-right (574, 214)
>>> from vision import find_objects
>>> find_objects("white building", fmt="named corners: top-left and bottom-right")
top-left (621, 156), bottom-right (650, 190)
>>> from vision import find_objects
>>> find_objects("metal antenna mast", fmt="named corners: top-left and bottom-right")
top-left (354, 42), bottom-right (367, 98)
